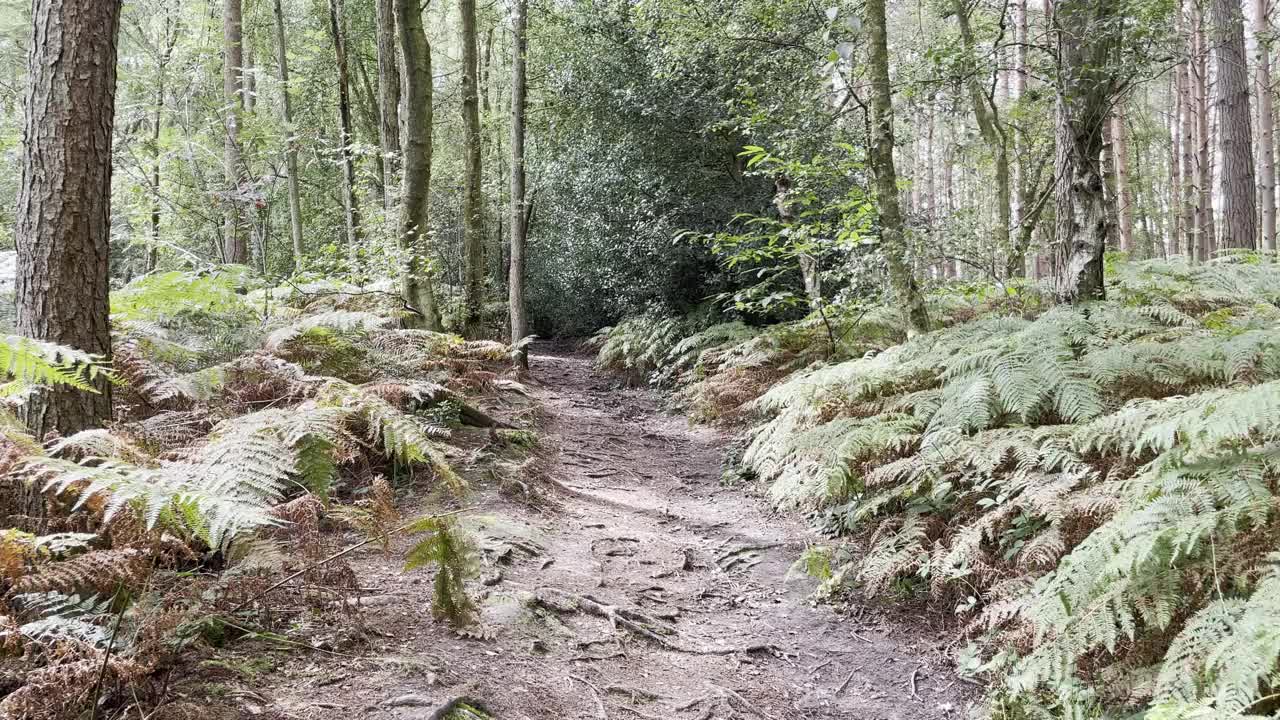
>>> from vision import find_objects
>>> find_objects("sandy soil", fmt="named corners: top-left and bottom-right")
top-left (255, 346), bottom-right (974, 720)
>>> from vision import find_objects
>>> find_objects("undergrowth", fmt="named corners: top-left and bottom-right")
top-left (595, 255), bottom-right (1280, 719)
top-left (0, 268), bottom-right (528, 719)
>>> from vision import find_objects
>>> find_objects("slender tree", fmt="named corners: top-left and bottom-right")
top-left (273, 0), bottom-right (305, 271)
top-left (395, 0), bottom-right (443, 330)
top-left (460, 0), bottom-right (486, 337)
top-left (509, 0), bottom-right (530, 351)
top-left (16, 0), bottom-right (122, 440)
top-left (146, 12), bottom-right (177, 272)
top-left (223, 0), bottom-right (248, 264)
top-left (866, 0), bottom-right (929, 335)
top-left (1256, 0), bottom-right (1277, 251)
top-left (1112, 111), bottom-right (1135, 252)
top-left (951, 0), bottom-right (1014, 275)
top-left (328, 0), bottom-right (363, 249)
top-left (376, 0), bottom-right (402, 212)
top-left (1051, 0), bottom-right (1119, 301)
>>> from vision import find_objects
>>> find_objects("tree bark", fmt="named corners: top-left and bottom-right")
top-left (223, 0), bottom-right (248, 264)
top-left (1112, 111), bottom-right (1135, 252)
top-left (1052, 0), bottom-right (1116, 302)
top-left (461, 0), bottom-right (486, 337)
top-left (1192, 5), bottom-right (1216, 258)
top-left (376, 0), bottom-right (402, 212)
top-left (273, 0), bottom-right (305, 272)
top-left (327, 0), bottom-right (364, 250)
top-left (1213, 0), bottom-right (1259, 250)
top-left (395, 0), bottom-right (442, 330)
top-left (16, 0), bottom-right (120, 443)
top-left (509, 0), bottom-right (530, 349)
top-left (1256, 0), bottom-right (1277, 251)
top-left (1168, 68), bottom-right (1182, 257)
top-left (866, 0), bottom-right (929, 336)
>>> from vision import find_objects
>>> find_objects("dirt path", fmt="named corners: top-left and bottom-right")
top-left (260, 347), bottom-right (970, 720)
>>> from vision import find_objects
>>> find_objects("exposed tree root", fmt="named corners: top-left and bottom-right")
top-left (570, 674), bottom-right (610, 719)
top-left (677, 683), bottom-right (773, 720)
top-left (532, 588), bottom-right (786, 658)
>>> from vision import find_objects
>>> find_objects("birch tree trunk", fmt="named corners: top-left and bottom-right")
top-left (1256, 0), bottom-right (1277, 251)
top-left (1213, 0), bottom-right (1259, 249)
top-left (1193, 6), bottom-right (1216, 259)
top-left (395, 0), bottom-right (442, 330)
top-left (1052, 0), bottom-right (1116, 302)
top-left (460, 0), bottom-right (486, 337)
top-left (273, 0), bottom-right (305, 272)
top-left (16, 0), bottom-right (121, 442)
top-left (866, 0), bottom-right (929, 336)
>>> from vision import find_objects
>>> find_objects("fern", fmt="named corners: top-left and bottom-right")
top-left (404, 516), bottom-right (478, 626)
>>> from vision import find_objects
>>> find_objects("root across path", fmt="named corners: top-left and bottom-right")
top-left (260, 346), bottom-right (971, 719)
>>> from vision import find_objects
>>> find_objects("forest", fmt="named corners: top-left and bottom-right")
top-left (3, 0), bottom-right (1280, 718)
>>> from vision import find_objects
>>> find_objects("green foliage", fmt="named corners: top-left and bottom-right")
top-left (404, 516), bottom-right (478, 626)
top-left (598, 257), bottom-right (1280, 716)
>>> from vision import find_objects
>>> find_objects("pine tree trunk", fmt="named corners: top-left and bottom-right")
top-left (1112, 111), bottom-right (1135, 252)
top-left (223, 0), bottom-right (248, 264)
top-left (16, 0), bottom-right (120, 446)
top-left (273, 0), bottom-right (305, 272)
top-left (1052, 0), bottom-right (1115, 302)
top-left (376, 0), bottom-right (401, 212)
top-left (1214, 0), bottom-right (1259, 249)
top-left (328, 0), bottom-right (363, 250)
top-left (509, 0), bottom-right (530, 349)
top-left (866, 0), bottom-right (929, 336)
top-left (460, 0), bottom-right (486, 337)
top-left (395, 0), bottom-right (442, 330)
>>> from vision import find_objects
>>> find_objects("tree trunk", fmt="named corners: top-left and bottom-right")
top-left (1052, 0), bottom-right (1116, 302)
top-left (866, 0), bottom-right (929, 336)
top-left (328, 0), bottom-right (363, 250)
top-left (1169, 69), bottom-right (1183, 257)
top-left (509, 0), bottom-right (530, 349)
top-left (951, 0), bottom-right (1014, 277)
top-left (17, 0), bottom-right (120, 445)
top-left (147, 19), bottom-right (175, 274)
top-left (1112, 111), bottom-right (1135, 252)
top-left (460, 0), bottom-right (486, 337)
top-left (1213, 0), bottom-right (1259, 250)
top-left (1257, 0), bottom-right (1278, 251)
top-left (395, 0), bottom-right (443, 330)
top-left (1179, 24), bottom-right (1199, 258)
top-left (376, 0), bottom-right (402, 212)
top-left (273, 0), bottom-right (305, 272)
top-left (223, 0), bottom-right (248, 264)
top-left (1193, 6), bottom-right (1216, 259)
